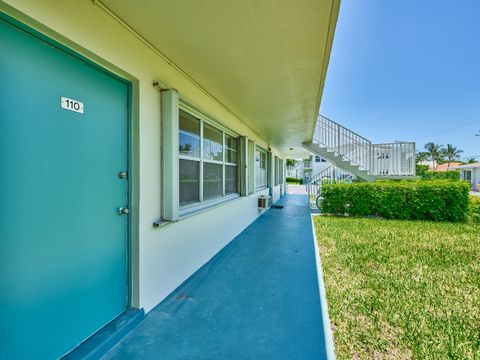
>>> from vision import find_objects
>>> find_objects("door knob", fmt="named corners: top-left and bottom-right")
top-left (118, 207), bottom-right (129, 215)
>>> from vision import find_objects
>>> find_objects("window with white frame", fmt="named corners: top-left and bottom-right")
top-left (179, 109), bottom-right (239, 208)
top-left (279, 159), bottom-right (284, 185)
top-left (464, 170), bottom-right (472, 182)
top-left (274, 156), bottom-right (280, 185)
top-left (225, 134), bottom-right (238, 195)
top-left (255, 147), bottom-right (268, 189)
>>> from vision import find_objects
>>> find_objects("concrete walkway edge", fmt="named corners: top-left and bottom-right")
top-left (311, 214), bottom-right (336, 360)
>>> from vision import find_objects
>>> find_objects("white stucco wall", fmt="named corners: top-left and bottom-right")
top-left (473, 169), bottom-right (480, 191)
top-left (461, 168), bottom-right (480, 191)
top-left (2, 0), bottom-right (286, 312)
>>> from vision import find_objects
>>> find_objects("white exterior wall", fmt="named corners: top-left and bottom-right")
top-left (460, 168), bottom-right (480, 191)
top-left (2, 1), bottom-right (286, 312)
top-left (272, 185), bottom-right (282, 203)
top-left (472, 168), bottom-right (480, 191)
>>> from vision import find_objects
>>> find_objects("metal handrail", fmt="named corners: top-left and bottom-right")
top-left (314, 115), bottom-right (372, 172)
top-left (307, 165), bottom-right (354, 208)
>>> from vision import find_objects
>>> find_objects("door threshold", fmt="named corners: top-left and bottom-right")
top-left (61, 308), bottom-right (145, 360)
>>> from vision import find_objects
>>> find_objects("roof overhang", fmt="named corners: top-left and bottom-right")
top-left (451, 163), bottom-right (480, 169)
top-left (99, 0), bottom-right (340, 158)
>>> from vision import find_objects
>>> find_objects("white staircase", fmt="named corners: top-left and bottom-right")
top-left (302, 142), bottom-right (374, 182)
top-left (303, 115), bottom-right (415, 182)
top-left (304, 115), bottom-right (416, 208)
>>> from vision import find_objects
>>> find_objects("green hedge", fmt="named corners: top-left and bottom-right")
top-left (469, 196), bottom-right (480, 223)
top-left (421, 170), bottom-right (460, 180)
top-left (286, 177), bottom-right (302, 184)
top-left (416, 164), bottom-right (429, 177)
top-left (320, 180), bottom-right (470, 222)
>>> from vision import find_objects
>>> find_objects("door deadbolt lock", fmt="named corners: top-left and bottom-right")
top-left (118, 207), bottom-right (129, 215)
top-left (118, 171), bottom-right (127, 179)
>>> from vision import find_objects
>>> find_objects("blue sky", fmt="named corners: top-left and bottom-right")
top-left (321, 0), bottom-right (480, 161)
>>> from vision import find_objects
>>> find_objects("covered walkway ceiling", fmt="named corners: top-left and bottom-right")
top-left (101, 0), bottom-right (340, 157)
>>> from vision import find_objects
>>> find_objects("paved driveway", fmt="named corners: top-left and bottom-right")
top-left (286, 184), bottom-right (307, 195)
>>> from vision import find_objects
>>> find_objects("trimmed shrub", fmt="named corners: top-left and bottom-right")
top-left (469, 196), bottom-right (480, 223)
top-left (416, 164), bottom-right (429, 177)
top-left (421, 170), bottom-right (461, 180)
top-left (286, 177), bottom-right (302, 184)
top-left (320, 180), bottom-right (470, 222)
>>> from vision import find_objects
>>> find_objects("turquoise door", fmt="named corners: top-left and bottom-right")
top-left (0, 18), bottom-right (129, 359)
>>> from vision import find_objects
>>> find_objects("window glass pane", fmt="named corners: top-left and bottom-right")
top-left (179, 159), bottom-right (200, 206)
top-left (203, 162), bottom-right (223, 200)
top-left (179, 110), bottom-right (200, 158)
top-left (225, 134), bottom-right (238, 150)
top-left (203, 124), bottom-right (223, 161)
top-left (279, 159), bottom-right (284, 184)
top-left (255, 148), bottom-right (267, 188)
top-left (225, 165), bottom-right (238, 195)
top-left (225, 134), bottom-right (238, 164)
top-left (226, 149), bottom-right (237, 164)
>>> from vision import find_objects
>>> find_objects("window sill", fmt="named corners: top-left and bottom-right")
top-left (152, 219), bottom-right (173, 228)
top-left (254, 186), bottom-right (268, 193)
top-left (179, 193), bottom-right (241, 219)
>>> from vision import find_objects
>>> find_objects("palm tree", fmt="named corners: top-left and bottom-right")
top-left (424, 142), bottom-right (443, 170)
top-left (286, 159), bottom-right (297, 169)
top-left (415, 151), bottom-right (429, 163)
top-left (467, 157), bottom-right (478, 164)
top-left (442, 144), bottom-right (463, 167)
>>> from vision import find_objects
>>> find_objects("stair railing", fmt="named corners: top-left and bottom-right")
top-left (314, 115), bottom-right (372, 172)
top-left (307, 165), bottom-right (354, 208)
top-left (313, 115), bottom-right (416, 177)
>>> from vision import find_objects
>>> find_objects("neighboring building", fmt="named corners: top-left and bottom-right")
top-left (430, 162), bottom-right (462, 171)
top-left (434, 162), bottom-right (462, 171)
top-left (451, 163), bottom-right (480, 191)
top-left (418, 161), bottom-right (462, 172)
top-left (286, 155), bottom-right (330, 180)
top-left (419, 160), bottom-right (435, 169)
top-left (0, 1), bottom-right (340, 358)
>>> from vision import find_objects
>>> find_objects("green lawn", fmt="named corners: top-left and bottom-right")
top-left (314, 216), bottom-right (480, 359)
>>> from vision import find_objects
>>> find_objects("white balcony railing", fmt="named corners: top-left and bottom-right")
top-left (371, 142), bottom-right (416, 177)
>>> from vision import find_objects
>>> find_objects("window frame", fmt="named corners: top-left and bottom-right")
top-left (255, 146), bottom-right (268, 190)
top-left (464, 170), bottom-right (472, 182)
top-left (274, 156), bottom-right (280, 186)
top-left (178, 103), bottom-right (240, 214)
top-left (279, 158), bottom-right (284, 187)
top-left (247, 140), bottom-right (255, 195)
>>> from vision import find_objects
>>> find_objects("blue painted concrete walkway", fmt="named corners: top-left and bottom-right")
top-left (103, 195), bottom-right (327, 359)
